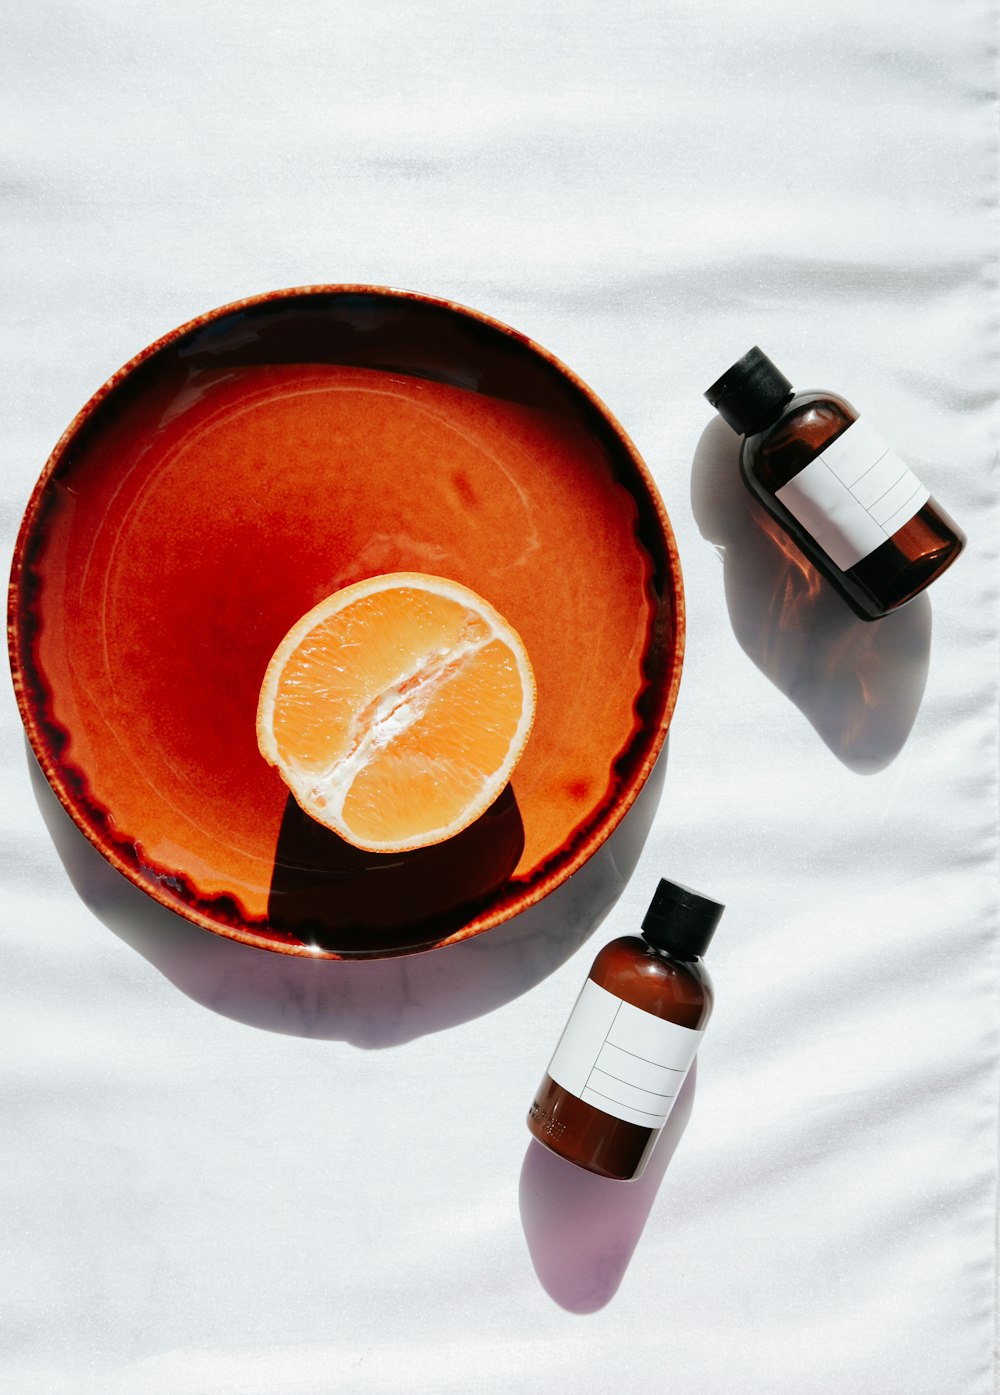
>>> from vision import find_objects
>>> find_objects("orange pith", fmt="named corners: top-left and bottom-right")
top-left (256, 573), bottom-right (536, 852)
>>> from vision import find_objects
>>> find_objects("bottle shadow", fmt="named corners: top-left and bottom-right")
top-left (26, 740), bottom-right (667, 1047)
top-left (519, 1064), bottom-right (696, 1312)
top-left (691, 417), bottom-right (931, 773)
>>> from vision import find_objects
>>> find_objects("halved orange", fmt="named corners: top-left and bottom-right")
top-left (256, 573), bottom-right (537, 852)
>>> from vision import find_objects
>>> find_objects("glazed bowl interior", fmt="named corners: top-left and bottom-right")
top-left (9, 286), bottom-right (684, 957)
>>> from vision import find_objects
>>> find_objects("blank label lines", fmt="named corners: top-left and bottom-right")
top-left (775, 418), bottom-right (929, 571)
top-left (547, 979), bottom-right (702, 1130)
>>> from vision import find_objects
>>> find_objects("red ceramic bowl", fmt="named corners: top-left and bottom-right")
top-left (8, 286), bottom-right (684, 957)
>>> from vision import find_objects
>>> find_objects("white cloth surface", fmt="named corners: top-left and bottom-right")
top-left (2, 3), bottom-right (998, 1393)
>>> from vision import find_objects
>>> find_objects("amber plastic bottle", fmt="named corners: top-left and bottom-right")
top-left (704, 347), bottom-right (965, 621)
top-left (527, 879), bottom-right (723, 1181)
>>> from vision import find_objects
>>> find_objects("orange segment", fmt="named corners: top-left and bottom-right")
top-left (256, 573), bottom-right (536, 852)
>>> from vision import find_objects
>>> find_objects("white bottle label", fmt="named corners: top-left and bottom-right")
top-left (546, 978), bottom-right (702, 1129)
top-left (774, 418), bottom-right (929, 571)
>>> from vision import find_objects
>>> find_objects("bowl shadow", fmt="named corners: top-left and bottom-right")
top-left (27, 741), bottom-right (667, 1047)
top-left (691, 417), bottom-right (931, 773)
top-left (519, 1063), bottom-right (696, 1312)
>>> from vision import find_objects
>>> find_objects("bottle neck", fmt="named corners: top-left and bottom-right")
top-left (641, 935), bottom-right (701, 965)
top-left (744, 387), bottom-right (795, 437)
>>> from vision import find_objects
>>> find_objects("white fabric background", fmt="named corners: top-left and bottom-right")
top-left (2, 3), bottom-right (997, 1393)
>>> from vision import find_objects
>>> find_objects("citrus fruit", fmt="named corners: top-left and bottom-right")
top-left (256, 573), bottom-right (536, 853)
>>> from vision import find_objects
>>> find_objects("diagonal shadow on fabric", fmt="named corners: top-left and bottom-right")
top-left (691, 417), bottom-right (931, 773)
top-left (27, 741), bottom-right (667, 1047)
top-left (519, 1064), bottom-right (696, 1312)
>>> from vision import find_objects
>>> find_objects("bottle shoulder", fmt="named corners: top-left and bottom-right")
top-left (744, 390), bottom-right (857, 491)
top-left (588, 936), bottom-right (712, 1029)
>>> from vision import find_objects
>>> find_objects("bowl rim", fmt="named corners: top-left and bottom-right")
top-left (7, 283), bottom-right (686, 959)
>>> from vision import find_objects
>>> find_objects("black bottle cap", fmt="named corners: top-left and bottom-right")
top-left (704, 346), bottom-right (794, 436)
top-left (641, 878), bottom-right (724, 959)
